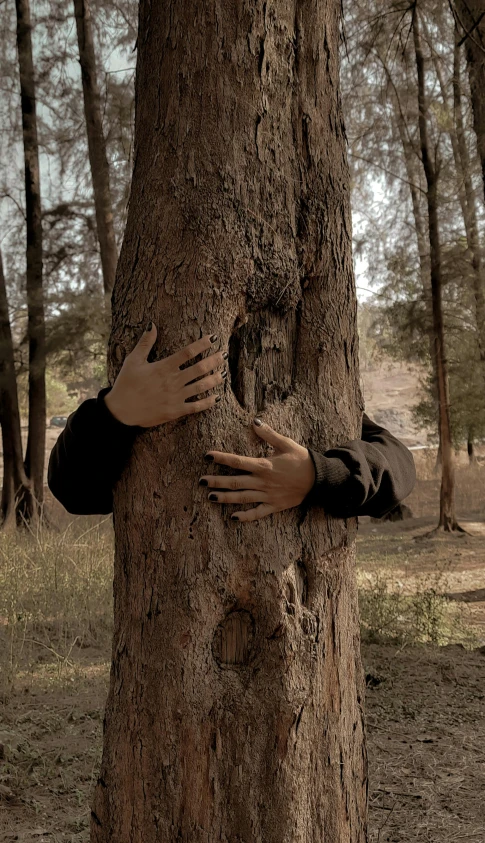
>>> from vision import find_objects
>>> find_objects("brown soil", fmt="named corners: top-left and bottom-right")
top-left (1, 643), bottom-right (484, 842)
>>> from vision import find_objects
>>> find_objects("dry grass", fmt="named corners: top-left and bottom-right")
top-left (0, 514), bottom-right (114, 692)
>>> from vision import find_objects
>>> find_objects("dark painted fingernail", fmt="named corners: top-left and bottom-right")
top-left (254, 417), bottom-right (263, 426)
top-left (231, 515), bottom-right (239, 521)
top-left (205, 454), bottom-right (214, 461)
top-left (199, 478), bottom-right (208, 486)
top-left (209, 493), bottom-right (218, 501)
top-left (221, 369), bottom-right (227, 379)
top-left (210, 334), bottom-right (218, 343)
top-left (222, 351), bottom-right (229, 360)
top-left (215, 395), bottom-right (222, 403)
top-left (145, 321), bottom-right (153, 332)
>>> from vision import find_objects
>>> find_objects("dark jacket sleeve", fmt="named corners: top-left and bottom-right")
top-left (47, 387), bottom-right (139, 515)
top-left (306, 413), bottom-right (416, 519)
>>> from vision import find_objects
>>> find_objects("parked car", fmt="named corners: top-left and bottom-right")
top-left (50, 416), bottom-right (68, 428)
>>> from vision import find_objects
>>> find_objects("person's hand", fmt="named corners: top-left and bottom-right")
top-left (200, 418), bottom-right (316, 522)
top-left (104, 322), bottom-right (228, 427)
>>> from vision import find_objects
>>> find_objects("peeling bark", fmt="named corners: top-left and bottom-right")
top-left (92, 2), bottom-right (368, 840)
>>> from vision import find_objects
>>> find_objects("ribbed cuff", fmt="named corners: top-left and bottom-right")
top-left (96, 387), bottom-right (141, 438)
top-left (306, 448), bottom-right (352, 508)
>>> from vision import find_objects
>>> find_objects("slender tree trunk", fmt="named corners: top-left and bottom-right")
top-left (73, 0), bottom-right (118, 299)
top-left (0, 251), bottom-right (32, 530)
top-left (413, 9), bottom-right (461, 532)
top-left (454, 0), bottom-right (485, 203)
top-left (467, 432), bottom-right (477, 464)
top-left (452, 25), bottom-right (485, 366)
top-left (92, 2), bottom-right (368, 841)
top-left (15, 0), bottom-right (46, 520)
top-left (395, 108), bottom-right (440, 435)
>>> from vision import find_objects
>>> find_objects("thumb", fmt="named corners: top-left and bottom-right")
top-left (130, 321), bottom-right (157, 362)
top-left (252, 418), bottom-right (295, 452)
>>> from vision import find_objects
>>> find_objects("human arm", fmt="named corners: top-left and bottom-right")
top-left (200, 413), bottom-right (416, 522)
top-left (48, 325), bottom-right (228, 515)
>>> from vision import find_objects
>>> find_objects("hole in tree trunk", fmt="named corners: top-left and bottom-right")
top-left (212, 609), bottom-right (255, 666)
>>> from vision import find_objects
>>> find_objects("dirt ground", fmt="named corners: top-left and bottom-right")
top-left (1, 640), bottom-right (484, 842)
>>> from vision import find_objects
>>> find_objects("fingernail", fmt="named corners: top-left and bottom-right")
top-left (231, 515), bottom-right (239, 521)
top-left (221, 369), bottom-right (227, 379)
top-left (205, 454), bottom-right (214, 461)
top-left (209, 493), bottom-right (218, 501)
top-left (222, 351), bottom-right (229, 360)
top-left (254, 417), bottom-right (263, 426)
top-left (210, 334), bottom-right (218, 343)
top-left (215, 395), bottom-right (222, 403)
top-left (199, 478), bottom-right (208, 486)
top-left (145, 321), bottom-right (153, 332)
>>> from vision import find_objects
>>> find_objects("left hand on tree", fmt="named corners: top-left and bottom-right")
top-left (200, 418), bottom-right (316, 522)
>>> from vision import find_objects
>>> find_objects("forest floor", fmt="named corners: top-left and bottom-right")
top-left (1, 504), bottom-right (485, 841)
top-left (1, 636), bottom-right (484, 842)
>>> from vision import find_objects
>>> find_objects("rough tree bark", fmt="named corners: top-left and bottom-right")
top-left (92, 2), bottom-right (368, 841)
top-left (73, 0), bottom-right (118, 298)
top-left (0, 250), bottom-right (32, 530)
top-left (454, 0), bottom-right (485, 203)
top-left (15, 0), bottom-right (46, 520)
top-left (413, 8), bottom-right (462, 532)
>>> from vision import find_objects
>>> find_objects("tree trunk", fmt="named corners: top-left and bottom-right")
top-left (454, 0), bottom-right (485, 203)
top-left (0, 250), bottom-right (32, 530)
top-left (92, 2), bottom-right (368, 841)
top-left (73, 0), bottom-right (118, 299)
top-left (452, 25), bottom-right (485, 367)
top-left (15, 0), bottom-right (46, 521)
top-left (413, 9), bottom-right (461, 532)
top-left (467, 433), bottom-right (477, 464)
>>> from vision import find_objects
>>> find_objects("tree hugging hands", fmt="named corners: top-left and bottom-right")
top-left (104, 323), bottom-right (228, 427)
top-left (104, 322), bottom-right (316, 522)
top-left (200, 420), bottom-right (316, 523)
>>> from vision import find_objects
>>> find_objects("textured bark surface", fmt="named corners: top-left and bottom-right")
top-left (454, 0), bottom-right (485, 203)
top-left (92, 1), bottom-right (367, 840)
top-left (413, 10), bottom-right (460, 532)
top-left (15, 0), bottom-right (46, 518)
top-left (0, 251), bottom-right (31, 529)
top-left (73, 0), bottom-right (118, 297)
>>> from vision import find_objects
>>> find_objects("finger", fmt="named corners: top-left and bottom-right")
top-left (183, 369), bottom-right (226, 399)
top-left (231, 504), bottom-right (275, 523)
top-left (129, 321), bottom-right (157, 363)
top-left (199, 474), bottom-right (265, 491)
top-left (165, 334), bottom-right (219, 368)
top-left (205, 450), bottom-right (264, 473)
top-left (181, 350), bottom-right (227, 384)
top-left (208, 490), bottom-right (269, 504)
top-left (177, 394), bottom-right (221, 418)
top-left (252, 418), bottom-right (296, 452)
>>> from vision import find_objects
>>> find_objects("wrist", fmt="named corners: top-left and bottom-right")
top-left (103, 389), bottom-right (135, 426)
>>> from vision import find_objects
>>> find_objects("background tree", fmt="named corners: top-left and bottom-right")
top-left (15, 0), bottom-right (46, 520)
top-left (454, 0), bottom-right (485, 202)
top-left (91, 1), bottom-right (368, 840)
top-left (73, 0), bottom-right (118, 299)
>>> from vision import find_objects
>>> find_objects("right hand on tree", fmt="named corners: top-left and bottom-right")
top-left (103, 322), bottom-right (228, 427)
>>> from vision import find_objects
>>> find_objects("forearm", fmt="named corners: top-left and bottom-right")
top-left (48, 387), bottom-right (139, 515)
top-left (306, 414), bottom-right (416, 519)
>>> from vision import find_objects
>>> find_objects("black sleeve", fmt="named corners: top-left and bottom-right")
top-left (306, 413), bottom-right (416, 519)
top-left (47, 387), bottom-right (139, 515)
